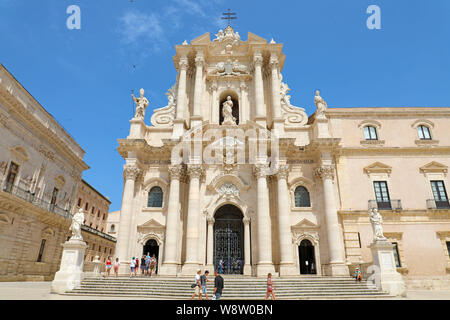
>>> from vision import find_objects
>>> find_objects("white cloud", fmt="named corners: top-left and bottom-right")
top-left (119, 10), bottom-right (164, 45)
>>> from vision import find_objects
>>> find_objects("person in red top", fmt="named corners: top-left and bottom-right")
top-left (105, 257), bottom-right (112, 277)
top-left (265, 273), bottom-right (276, 300)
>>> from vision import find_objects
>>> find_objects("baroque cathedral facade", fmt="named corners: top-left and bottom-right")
top-left (114, 27), bottom-right (450, 282)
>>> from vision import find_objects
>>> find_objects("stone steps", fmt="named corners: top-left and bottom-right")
top-left (64, 276), bottom-right (391, 299)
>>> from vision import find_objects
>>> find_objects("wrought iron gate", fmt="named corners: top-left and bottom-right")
top-left (214, 219), bottom-right (244, 274)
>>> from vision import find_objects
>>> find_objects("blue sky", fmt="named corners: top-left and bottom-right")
top-left (0, 0), bottom-right (449, 211)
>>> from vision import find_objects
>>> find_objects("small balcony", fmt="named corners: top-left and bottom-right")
top-left (426, 199), bottom-right (450, 210)
top-left (2, 183), bottom-right (72, 220)
top-left (368, 199), bottom-right (402, 211)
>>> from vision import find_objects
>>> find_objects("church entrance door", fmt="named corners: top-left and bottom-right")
top-left (213, 204), bottom-right (244, 274)
top-left (299, 239), bottom-right (316, 274)
top-left (143, 239), bottom-right (159, 274)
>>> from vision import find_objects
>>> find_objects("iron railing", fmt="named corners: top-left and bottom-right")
top-left (426, 199), bottom-right (450, 210)
top-left (81, 224), bottom-right (116, 242)
top-left (368, 199), bottom-right (402, 211)
top-left (2, 183), bottom-right (72, 220)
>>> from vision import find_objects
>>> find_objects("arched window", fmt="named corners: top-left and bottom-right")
top-left (294, 186), bottom-right (311, 207)
top-left (417, 125), bottom-right (431, 140)
top-left (147, 186), bottom-right (163, 208)
top-left (110, 224), bottom-right (115, 232)
top-left (364, 126), bottom-right (378, 140)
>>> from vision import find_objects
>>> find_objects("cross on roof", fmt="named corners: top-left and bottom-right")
top-left (222, 9), bottom-right (237, 27)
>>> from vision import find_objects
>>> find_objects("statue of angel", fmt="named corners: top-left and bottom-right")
top-left (314, 90), bottom-right (328, 115)
top-left (222, 96), bottom-right (236, 125)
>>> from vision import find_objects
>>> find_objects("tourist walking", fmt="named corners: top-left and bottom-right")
top-left (113, 258), bottom-right (120, 277)
top-left (265, 273), bottom-right (276, 300)
top-left (213, 270), bottom-right (224, 300)
top-left (218, 259), bottom-right (224, 274)
top-left (190, 269), bottom-right (203, 300)
top-left (134, 257), bottom-right (139, 276)
top-left (355, 267), bottom-right (362, 282)
top-left (149, 254), bottom-right (157, 277)
top-left (105, 256), bottom-right (112, 277)
top-left (200, 270), bottom-right (212, 300)
top-left (130, 257), bottom-right (136, 277)
top-left (145, 255), bottom-right (150, 276)
top-left (140, 255), bottom-right (146, 276)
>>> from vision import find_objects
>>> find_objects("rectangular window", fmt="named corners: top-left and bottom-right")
top-left (37, 239), bottom-right (46, 262)
top-left (85, 202), bottom-right (89, 210)
top-left (91, 207), bottom-right (95, 214)
top-left (357, 232), bottom-right (362, 248)
top-left (373, 181), bottom-right (391, 209)
top-left (364, 126), bottom-right (378, 140)
top-left (77, 198), bottom-right (82, 207)
top-left (447, 242), bottom-right (450, 258)
top-left (431, 181), bottom-right (449, 208)
top-left (4, 162), bottom-right (19, 192)
top-left (418, 125), bottom-right (431, 140)
top-left (392, 242), bottom-right (401, 268)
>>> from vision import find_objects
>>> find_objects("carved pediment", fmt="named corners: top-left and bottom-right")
top-left (137, 219), bottom-right (165, 231)
top-left (419, 161), bottom-right (448, 174)
top-left (10, 146), bottom-right (29, 162)
top-left (291, 218), bottom-right (318, 230)
top-left (363, 162), bottom-right (392, 175)
top-left (190, 32), bottom-right (211, 45)
top-left (247, 32), bottom-right (267, 44)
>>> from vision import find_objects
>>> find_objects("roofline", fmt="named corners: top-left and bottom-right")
top-left (81, 179), bottom-right (112, 204)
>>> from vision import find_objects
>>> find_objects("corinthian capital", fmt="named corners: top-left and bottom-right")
top-left (275, 164), bottom-right (290, 180)
top-left (314, 165), bottom-right (335, 181)
top-left (253, 52), bottom-right (263, 67)
top-left (187, 164), bottom-right (203, 179)
top-left (168, 165), bottom-right (184, 180)
top-left (195, 52), bottom-right (205, 68)
top-left (123, 165), bottom-right (141, 181)
top-left (179, 57), bottom-right (189, 70)
top-left (253, 163), bottom-right (269, 179)
top-left (270, 56), bottom-right (279, 69)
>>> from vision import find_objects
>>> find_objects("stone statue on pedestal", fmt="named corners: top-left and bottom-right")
top-left (222, 96), bottom-right (236, 125)
top-left (69, 208), bottom-right (84, 241)
top-left (369, 208), bottom-right (387, 242)
top-left (314, 90), bottom-right (328, 116)
top-left (132, 88), bottom-right (149, 120)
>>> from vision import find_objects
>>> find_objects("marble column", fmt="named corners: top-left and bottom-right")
top-left (240, 81), bottom-right (248, 123)
top-left (159, 165), bottom-right (183, 275)
top-left (115, 164), bottom-right (140, 273)
top-left (276, 165), bottom-right (297, 275)
top-left (314, 165), bottom-right (349, 276)
top-left (192, 51), bottom-right (204, 128)
top-left (206, 216), bottom-right (215, 271)
top-left (243, 216), bottom-right (252, 275)
top-left (253, 164), bottom-right (275, 276)
top-left (209, 81), bottom-right (218, 124)
top-left (182, 164), bottom-right (202, 274)
top-left (172, 56), bottom-right (189, 139)
top-left (270, 53), bottom-right (284, 132)
top-left (253, 51), bottom-right (266, 127)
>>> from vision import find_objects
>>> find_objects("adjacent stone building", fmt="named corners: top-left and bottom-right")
top-left (0, 64), bottom-right (89, 281)
top-left (114, 27), bottom-right (450, 286)
top-left (75, 179), bottom-right (116, 263)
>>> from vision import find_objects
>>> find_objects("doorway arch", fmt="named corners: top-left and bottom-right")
top-left (143, 239), bottom-right (159, 274)
top-left (214, 204), bottom-right (244, 274)
top-left (298, 239), bottom-right (317, 274)
top-left (219, 91), bottom-right (239, 125)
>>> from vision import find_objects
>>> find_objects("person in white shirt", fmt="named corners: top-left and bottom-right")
top-left (130, 257), bottom-right (136, 277)
top-left (190, 269), bottom-right (203, 300)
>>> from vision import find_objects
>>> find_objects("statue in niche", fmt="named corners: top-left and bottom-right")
top-left (131, 88), bottom-right (149, 120)
top-left (314, 90), bottom-right (328, 116)
top-left (222, 96), bottom-right (236, 125)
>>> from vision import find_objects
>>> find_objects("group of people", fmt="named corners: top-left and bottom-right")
top-left (104, 257), bottom-right (120, 277)
top-left (190, 270), bottom-right (276, 300)
top-left (130, 254), bottom-right (158, 277)
top-left (191, 269), bottom-right (224, 300)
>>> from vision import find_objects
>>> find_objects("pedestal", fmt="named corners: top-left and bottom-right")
top-left (369, 240), bottom-right (406, 296)
top-left (51, 239), bottom-right (87, 294)
top-left (159, 263), bottom-right (181, 276)
top-left (279, 264), bottom-right (298, 276)
top-left (255, 263), bottom-right (275, 277)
